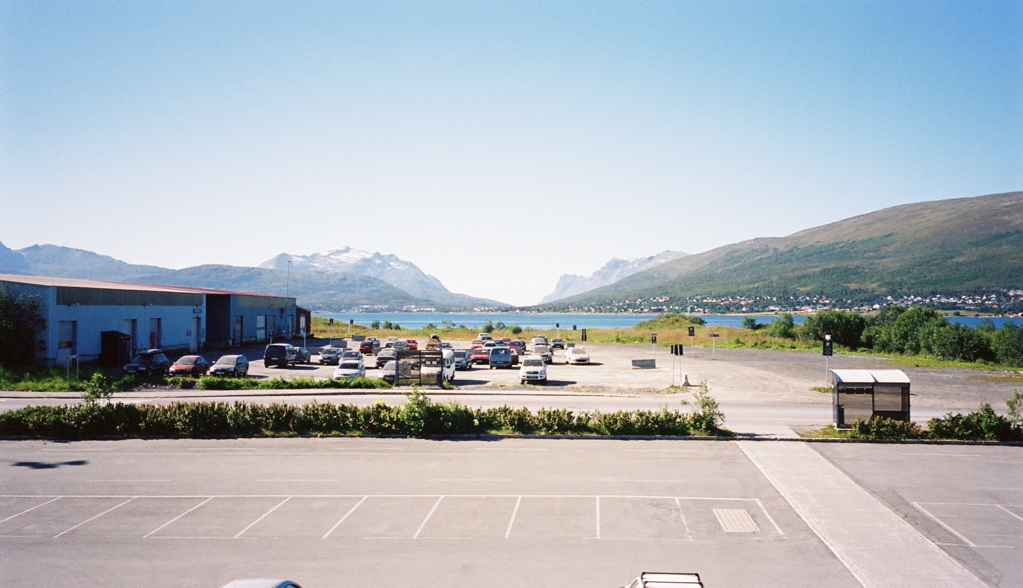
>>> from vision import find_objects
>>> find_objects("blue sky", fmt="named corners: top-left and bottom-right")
top-left (2, 1), bottom-right (1021, 306)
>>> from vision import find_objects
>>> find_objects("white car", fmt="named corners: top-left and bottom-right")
top-left (519, 355), bottom-right (547, 384)
top-left (341, 349), bottom-right (362, 361)
top-left (332, 358), bottom-right (366, 379)
top-left (565, 347), bottom-right (590, 364)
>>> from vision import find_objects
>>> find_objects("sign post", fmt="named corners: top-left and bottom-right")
top-left (688, 326), bottom-right (695, 356)
top-left (823, 335), bottom-right (833, 384)
top-left (709, 333), bottom-right (719, 359)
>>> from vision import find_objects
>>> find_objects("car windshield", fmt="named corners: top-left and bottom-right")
top-left (176, 357), bottom-right (198, 365)
top-left (523, 359), bottom-right (544, 367)
top-left (491, 348), bottom-right (509, 355)
top-left (339, 361), bottom-right (361, 369)
top-left (215, 356), bottom-right (237, 365)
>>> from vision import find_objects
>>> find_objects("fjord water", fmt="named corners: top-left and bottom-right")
top-left (317, 312), bottom-right (1021, 331)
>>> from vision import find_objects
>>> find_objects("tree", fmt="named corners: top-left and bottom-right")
top-left (0, 286), bottom-right (45, 369)
top-left (870, 306), bottom-right (944, 355)
top-left (921, 322), bottom-right (994, 362)
top-left (799, 310), bottom-right (867, 349)
top-left (993, 323), bottom-right (1023, 367)
top-left (741, 317), bottom-right (761, 330)
top-left (766, 313), bottom-right (798, 339)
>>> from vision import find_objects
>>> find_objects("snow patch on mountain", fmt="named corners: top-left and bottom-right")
top-left (540, 250), bottom-right (689, 304)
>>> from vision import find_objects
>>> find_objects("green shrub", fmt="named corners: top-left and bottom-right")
top-left (927, 404), bottom-right (1020, 441)
top-left (850, 417), bottom-right (924, 440)
top-left (534, 408), bottom-right (578, 434)
top-left (198, 376), bottom-right (249, 390)
top-left (1007, 391), bottom-right (1023, 429)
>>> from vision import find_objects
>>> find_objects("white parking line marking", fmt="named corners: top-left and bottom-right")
top-left (912, 502), bottom-right (979, 547)
top-left (413, 496), bottom-right (444, 539)
top-left (754, 498), bottom-right (785, 536)
top-left (901, 453), bottom-right (983, 457)
top-left (505, 496), bottom-right (522, 538)
top-left (86, 480), bottom-right (171, 483)
top-left (256, 480), bottom-right (345, 483)
top-left (322, 496), bottom-right (367, 539)
top-left (54, 497), bottom-right (136, 538)
top-left (599, 479), bottom-right (688, 483)
top-left (144, 497), bottom-right (213, 538)
top-left (40, 448), bottom-right (113, 451)
top-left (997, 504), bottom-right (1023, 524)
top-left (234, 496), bottom-right (292, 539)
top-left (622, 449), bottom-right (698, 453)
top-left (595, 497), bottom-right (601, 539)
top-left (0, 496), bottom-right (63, 524)
top-left (474, 448), bottom-right (549, 451)
top-left (674, 497), bottom-right (691, 538)
top-left (426, 479), bottom-right (512, 482)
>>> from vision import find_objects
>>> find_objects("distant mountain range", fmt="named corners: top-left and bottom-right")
top-left (541, 251), bottom-right (689, 303)
top-left (4, 191), bottom-right (1020, 312)
top-left (258, 249), bottom-right (486, 308)
top-left (0, 244), bottom-right (507, 311)
top-left (536, 191), bottom-right (1023, 311)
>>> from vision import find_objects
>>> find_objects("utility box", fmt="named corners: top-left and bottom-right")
top-left (831, 369), bottom-right (911, 427)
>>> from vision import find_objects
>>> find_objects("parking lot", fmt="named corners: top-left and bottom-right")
top-left (0, 438), bottom-right (852, 588)
top-left (2, 438), bottom-right (1019, 587)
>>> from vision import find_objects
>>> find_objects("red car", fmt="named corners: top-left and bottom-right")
top-left (470, 347), bottom-right (491, 365)
top-left (406, 339), bottom-right (418, 350)
top-left (359, 339), bottom-right (379, 354)
top-left (168, 355), bottom-right (211, 377)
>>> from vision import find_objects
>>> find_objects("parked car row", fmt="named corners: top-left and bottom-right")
top-left (122, 349), bottom-right (250, 378)
top-left (120, 338), bottom-right (588, 383)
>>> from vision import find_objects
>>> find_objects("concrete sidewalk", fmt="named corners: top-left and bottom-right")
top-left (739, 441), bottom-right (988, 588)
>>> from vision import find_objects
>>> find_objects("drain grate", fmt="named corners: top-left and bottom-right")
top-left (713, 508), bottom-right (758, 533)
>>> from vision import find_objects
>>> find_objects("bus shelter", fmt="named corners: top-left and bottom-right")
top-left (831, 369), bottom-right (911, 427)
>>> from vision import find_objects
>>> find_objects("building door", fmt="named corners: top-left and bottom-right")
top-left (233, 316), bottom-right (243, 346)
top-left (57, 321), bottom-right (77, 366)
top-left (122, 319), bottom-right (138, 353)
top-left (256, 315), bottom-right (266, 341)
top-left (149, 318), bottom-right (162, 349)
top-left (190, 317), bottom-right (201, 353)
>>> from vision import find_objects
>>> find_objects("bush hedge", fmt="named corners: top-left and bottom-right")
top-left (848, 403), bottom-right (1023, 442)
top-left (0, 389), bottom-right (730, 440)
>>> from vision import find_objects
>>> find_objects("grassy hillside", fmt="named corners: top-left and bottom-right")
top-left (541, 191), bottom-right (1023, 309)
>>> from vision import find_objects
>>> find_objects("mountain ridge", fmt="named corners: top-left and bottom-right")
top-left (540, 250), bottom-right (689, 303)
top-left (536, 191), bottom-right (1023, 312)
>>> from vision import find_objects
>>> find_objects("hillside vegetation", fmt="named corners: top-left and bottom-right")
top-left (540, 192), bottom-right (1023, 310)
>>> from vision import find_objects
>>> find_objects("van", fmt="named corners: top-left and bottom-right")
top-left (264, 343), bottom-right (297, 368)
top-left (438, 349), bottom-right (456, 382)
top-left (488, 346), bottom-right (513, 369)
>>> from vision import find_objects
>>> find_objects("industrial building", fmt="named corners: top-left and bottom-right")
top-left (0, 274), bottom-right (308, 368)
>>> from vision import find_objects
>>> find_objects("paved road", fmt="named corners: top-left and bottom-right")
top-left (2, 438), bottom-right (1019, 587)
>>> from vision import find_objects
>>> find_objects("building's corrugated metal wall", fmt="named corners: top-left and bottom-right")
top-left (56, 287), bottom-right (202, 307)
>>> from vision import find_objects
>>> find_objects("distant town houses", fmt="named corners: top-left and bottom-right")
top-left (543, 290), bottom-right (1023, 316)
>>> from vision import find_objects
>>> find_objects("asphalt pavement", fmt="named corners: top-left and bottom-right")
top-left (2, 438), bottom-right (1019, 587)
